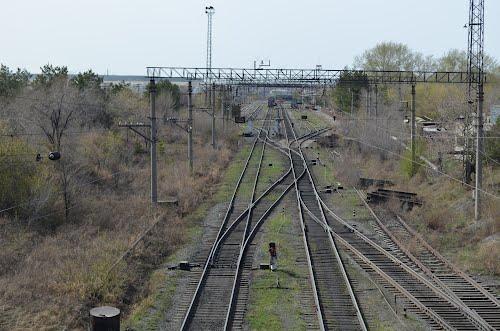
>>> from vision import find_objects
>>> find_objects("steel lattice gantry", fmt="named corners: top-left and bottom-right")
top-left (146, 67), bottom-right (478, 85)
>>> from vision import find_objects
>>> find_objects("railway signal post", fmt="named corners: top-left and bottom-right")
top-left (269, 242), bottom-right (277, 271)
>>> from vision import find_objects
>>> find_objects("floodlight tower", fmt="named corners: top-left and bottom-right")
top-left (205, 6), bottom-right (215, 74)
top-left (205, 5), bottom-right (216, 148)
top-left (465, 0), bottom-right (485, 221)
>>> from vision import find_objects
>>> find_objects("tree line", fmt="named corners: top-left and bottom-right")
top-left (0, 64), bottom-right (180, 223)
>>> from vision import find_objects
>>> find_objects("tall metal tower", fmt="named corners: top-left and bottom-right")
top-left (466, 0), bottom-right (485, 220)
top-left (205, 6), bottom-right (216, 148)
top-left (205, 6), bottom-right (215, 78)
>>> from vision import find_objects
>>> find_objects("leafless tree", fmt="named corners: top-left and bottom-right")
top-left (16, 78), bottom-right (98, 221)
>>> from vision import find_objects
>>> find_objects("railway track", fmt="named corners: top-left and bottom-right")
top-left (283, 114), bottom-right (496, 329)
top-left (354, 193), bottom-right (500, 330)
top-left (181, 104), bottom-right (301, 330)
top-left (282, 105), bottom-right (498, 330)
top-left (316, 198), bottom-right (496, 330)
top-left (284, 108), bottom-right (367, 331)
top-left (176, 102), bottom-right (498, 331)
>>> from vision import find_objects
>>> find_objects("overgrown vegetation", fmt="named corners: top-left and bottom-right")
top-left (318, 42), bottom-right (499, 276)
top-left (0, 63), bottom-right (240, 329)
top-left (331, 70), bottom-right (368, 112)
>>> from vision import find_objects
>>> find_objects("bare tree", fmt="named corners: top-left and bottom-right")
top-left (18, 77), bottom-right (96, 221)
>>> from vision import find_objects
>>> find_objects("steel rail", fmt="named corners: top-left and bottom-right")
top-left (285, 109), bottom-right (367, 330)
top-left (208, 110), bottom-right (290, 263)
top-left (283, 107), bottom-right (326, 330)
top-left (354, 188), bottom-right (495, 330)
top-left (281, 109), bottom-right (495, 330)
top-left (224, 170), bottom-right (300, 330)
top-left (180, 104), bottom-right (265, 330)
top-left (290, 115), bottom-right (490, 329)
top-left (223, 109), bottom-right (273, 330)
top-left (288, 112), bottom-right (367, 330)
top-left (300, 197), bottom-right (455, 330)
top-left (395, 214), bottom-right (500, 308)
top-left (181, 104), bottom-right (299, 330)
top-left (317, 198), bottom-right (492, 330)
top-left (224, 108), bottom-right (328, 329)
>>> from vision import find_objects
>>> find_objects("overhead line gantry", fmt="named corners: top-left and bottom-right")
top-left (146, 67), bottom-right (478, 85)
top-left (145, 66), bottom-right (484, 209)
top-left (146, 65), bottom-right (476, 174)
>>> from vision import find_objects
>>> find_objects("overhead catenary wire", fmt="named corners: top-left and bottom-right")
top-left (339, 113), bottom-right (500, 141)
top-left (337, 132), bottom-right (500, 200)
top-left (7, 94), bottom-right (143, 113)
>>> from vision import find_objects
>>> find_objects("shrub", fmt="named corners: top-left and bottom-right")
top-left (0, 137), bottom-right (47, 216)
top-left (400, 139), bottom-right (425, 178)
top-left (476, 241), bottom-right (500, 275)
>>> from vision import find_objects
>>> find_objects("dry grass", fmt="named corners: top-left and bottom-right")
top-left (332, 116), bottom-right (500, 277)
top-left (0, 110), bottom-right (241, 330)
top-left (476, 241), bottom-right (500, 275)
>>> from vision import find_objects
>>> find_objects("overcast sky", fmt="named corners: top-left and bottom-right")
top-left (2, 0), bottom-right (499, 75)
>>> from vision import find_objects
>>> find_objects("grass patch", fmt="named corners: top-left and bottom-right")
top-left (214, 144), bottom-right (251, 203)
top-left (246, 211), bottom-right (306, 331)
top-left (256, 147), bottom-right (287, 195)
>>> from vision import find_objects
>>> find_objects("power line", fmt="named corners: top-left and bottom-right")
top-left (0, 128), bottom-right (112, 138)
top-left (3, 94), bottom-right (145, 113)
top-left (478, 148), bottom-right (500, 167)
top-left (339, 113), bottom-right (500, 141)
top-left (337, 132), bottom-right (500, 200)
top-left (0, 169), bottom-right (128, 215)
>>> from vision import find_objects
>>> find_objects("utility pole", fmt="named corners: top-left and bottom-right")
top-left (118, 80), bottom-right (159, 205)
top-left (212, 83), bottom-right (216, 149)
top-left (188, 81), bottom-right (194, 173)
top-left (350, 88), bottom-right (354, 113)
top-left (368, 86), bottom-right (372, 116)
top-left (366, 86), bottom-right (370, 116)
top-left (150, 80), bottom-right (158, 204)
top-left (221, 85), bottom-right (226, 131)
top-left (411, 84), bottom-right (416, 176)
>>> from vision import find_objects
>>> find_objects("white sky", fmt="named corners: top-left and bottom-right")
top-left (2, 0), bottom-right (499, 75)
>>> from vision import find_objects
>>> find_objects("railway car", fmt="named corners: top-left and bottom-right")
top-left (268, 97), bottom-right (277, 108)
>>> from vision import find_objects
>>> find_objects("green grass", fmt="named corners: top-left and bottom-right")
top-left (214, 145), bottom-right (252, 203)
top-left (256, 147), bottom-right (287, 195)
top-left (246, 212), bottom-right (306, 331)
top-left (309, 148), bottom-right (337, 186)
